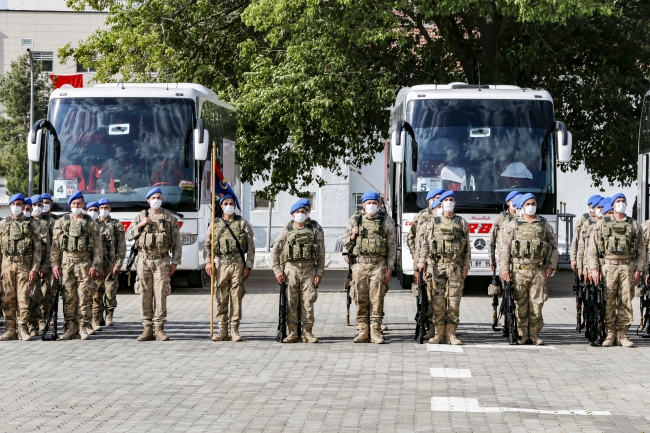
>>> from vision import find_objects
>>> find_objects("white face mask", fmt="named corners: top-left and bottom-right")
top-left (364, 204), bottom-right (378, 215)
top-left (524, 205), bottom-right (537, 216)
top-left (32, 207), bottom-right (43, 217)
top-left (10, 205), bottom-right (22, 216)
top-left (71, 207), bottom-right (84, 216)
top-left (509, 202), bottom-right (516, 210)
top-left (222, 205), bottom-right (235, 215)
top-left (595, 208), bottom-right (603, 218)
top-left (23, 211), bottom-right (31, 218)
top-left (294, 213), bottom-right (307, 224)
top-left (88, 211), bottom-right (99, 220)
top-left (99, 209), bottom-right (110, 219)
top-left (149, 199), bottom-right (162, 209)
top-left (435, 207), bottom-right (443, 217)
top-left (43, 203), bottom-right (51, 213)
top-left (614, 201), bottom-right (627, 213)
top-left (442, 201), bottom-right (455, 213)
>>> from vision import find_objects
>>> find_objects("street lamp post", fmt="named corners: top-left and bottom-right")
top-left (27, 49), bottom-right (34, 196)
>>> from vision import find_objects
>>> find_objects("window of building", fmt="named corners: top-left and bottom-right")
top-left (253, 192), bottom-right (275, 210)
top-left (305, 193), bottom-right (315, 211)
top-left (32, 52), bottom-right (53, 72)
top-left (353, 193), bottom-right (364, 212)
top-left (76, 63), bottom-right (96, 73)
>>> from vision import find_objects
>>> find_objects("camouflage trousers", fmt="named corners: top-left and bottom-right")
top-left (601, 263), bottom-right (634, 329)
top-left (350, 259), bottom-right (386, 326)
top-left (1, 259), bottom-right (33, 328)
top-left (213, 259), bottom-right (245, 327)
top-left (28, 272), bottom-right (53, 327)
top-left (426, 260), bottom-right (464, 325)
top-left (284, 261), bottom-right (318, 325)
top-left (92, 268), bottom-right (118, 316)
top-left (135, 256), bottom-right (171, 327)
top-left (512, 267), bottom-right (548, 329)
top-left (61, 256), bottom-right (94, 329)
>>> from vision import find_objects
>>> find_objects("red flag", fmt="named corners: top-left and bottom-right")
top-left (214, 159), bottom-right (226, 183)
top-left (49, 74), bottom-right (84, 89)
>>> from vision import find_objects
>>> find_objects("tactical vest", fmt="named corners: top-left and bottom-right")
top-left (283, 223), bottom-right (318, 261)
top-left (137, 211), bottom-right (171, 250)
top-left (212, 216), bottom-right (247, 256)
top-left (599, 216), bottom-right (636, 257)
top-left (1, 217), bottom-right (33, 256)
top-left (429, 215), bottom-right (466, 259)
top-left (510, 217), bottom-right (550, 261)
top-left (351, 215), bottom-right (388, 257)
top-left (59, 215), bottom-right (94, 253)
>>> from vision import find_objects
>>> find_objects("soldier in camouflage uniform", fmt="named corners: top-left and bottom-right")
top-left (499, 193), bottom-right (558, 345)
top-left (587, 193), bottom-right (645, 347)
top-left (342, 191), bottom-right (396, 344)
top-left (418, 191), bottom-right (470, 345)
top-left (30, 194), bottom-right (57, 331)
top-left (51, 191), bottom-right (103, 340)
top-left (570, 195), bottom-right (602, 271)
top-left (272, 200), bottom-right (325, 343)
top-left (576, 197), bottom-right (609, 281)
top-left (125, 188), bottom-right (182, 341)
top-left (489, 191), bottom-right (520, 272)
top-left (0, 194), bottom-right (43, 341)
top-left (407, 188), bottom-right (444, 292)
top-left (91, 198), bottom-right (126, 329)
top-left (204, 194), bottom-right (255, 342)
top-left (25, 195), bottom-right (50, 336)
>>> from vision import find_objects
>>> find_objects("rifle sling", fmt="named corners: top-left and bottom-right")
top-left (221, 217), bottom-right (247, 266)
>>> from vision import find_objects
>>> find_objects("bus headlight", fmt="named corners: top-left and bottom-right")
top-left (181, 234), bottom-right (197, 245)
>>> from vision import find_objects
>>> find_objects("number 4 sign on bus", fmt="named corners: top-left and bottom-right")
top-left (53, 179), bottom-right (79, 198)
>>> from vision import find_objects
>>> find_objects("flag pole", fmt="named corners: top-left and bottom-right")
top-left (210, 141), bottom-right (216, 339)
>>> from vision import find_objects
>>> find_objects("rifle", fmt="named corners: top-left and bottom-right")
top-left (125, 245), bottom-right (138, 286)
top-left (502, 268), bottom-right (518, 345)
top-left (585, 269), bottom-right (606, 346)
top-left (343, 252), bottom-right (354, 326)
top-left (637, 281), bottom-right (650, 338)
top-left (573, 268), bottom-right (584, 333)
top-left (413, 270), bottom-right (429, 344)
top-left (276, 280), bottom-right (288, 342)
top-left (42, 277), bottom-right (62, 341)
top-left (488, 269), bottom-right (501, 331)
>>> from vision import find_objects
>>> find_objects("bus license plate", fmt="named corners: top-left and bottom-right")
top-left (473, 261), bottom-right (489, 267)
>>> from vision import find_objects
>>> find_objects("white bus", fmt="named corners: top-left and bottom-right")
top-left (637, 90), bottom-right (650, 222)
top-left (27, 83), bottom-right (238, 287)
top-left (388, 83), bottom-right (572, 287)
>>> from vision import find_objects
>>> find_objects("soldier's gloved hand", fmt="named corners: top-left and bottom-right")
top-left (633, 271), bottom-right (642, 285)
top-left (314, 276), bottom-right (321, 288)
top-left (169, 264), bottom-right (177, 277)
top-left (545, 268), bottom-right (554, 280)
top-left (89, 268), bottom-right (99, 280)
top-left (205, 263), bottom-right (213, 277)
top-left (242, 268), bottom-right (251, 282)
top-left (570, 261), bottom-right (576, 271)
top-left (275, 272), bottom-right (285, 284)
top-left (28, 271), bottom-right (37, 285)
top-left (591, 269), bottom-right (600, 285)
top-left (499, 270), bottom-right (510, 282)
top-left (383, 268), bottom-right (392, 284)
top-left (52, 266), bottom-right (61, 279)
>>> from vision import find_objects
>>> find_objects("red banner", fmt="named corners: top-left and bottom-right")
top-left (49, 74), bottom-right (84, 89)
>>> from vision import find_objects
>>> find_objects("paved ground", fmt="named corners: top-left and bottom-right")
top-left (1, 270), bottom-right (649, 432)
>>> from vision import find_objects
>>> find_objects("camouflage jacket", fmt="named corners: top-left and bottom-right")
top-left (99, 217), bottom-right (127, 269)
top-left (576, 216), bottom-right (599, 271)
top-left (0, 215), bottom-right (43, 272)
top-left (499, 215), bottom-right (558, 270)
top-left (204, 216), bottom-right (256, 269)
top-left (51, 214), bottom-right (103, 270)
top-left (341, 212), bottom-right (397, 270)
top-left (125, 208), bottom-right (182, 265)
top-left (272, 221), bottom-right (325, 277)
top-left (569, 212), bottom-right (591, 262)
top-left (419, 214), bottom-right (471, 270)
top-left (586, 216), bottom-right (645, 272)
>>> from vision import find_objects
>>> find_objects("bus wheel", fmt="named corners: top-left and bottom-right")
top-left (399, 271), bottom-right (413, 289)
top-left (186, 270), bottom-right (203, 288)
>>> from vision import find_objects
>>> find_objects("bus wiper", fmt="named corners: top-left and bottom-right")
top-left (110, 202), bottom-right (185, 219)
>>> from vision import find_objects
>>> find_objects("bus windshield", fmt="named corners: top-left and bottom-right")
top-left (404, 98), bottom-right (556, 214)
top-left (45, 97), bottom-right (197, 212)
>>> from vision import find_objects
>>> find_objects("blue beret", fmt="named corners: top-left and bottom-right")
top-left (597, 197), bottom-right (610, 208)
top-left (290, 201), bottom-right (307, 214)
top-left (426, 189), bottom-right (445, 201)
top-left (67, 191), bottom-right (84, 205)
top-left (587, 194), bottom-right (603, 207)
top-left (505, 191), bottom-right (521, 203)
top-left (429, 198), bottom-right (442, 209)
top-left (8, 193), bottom-right (24, 205)
top-left (145, 187), bottom-right (162, 199)
top-left (23, 198), bottom-right (32, 205)
top-left (86, 201), bottom-right (99, 210)
top-left (296, 198), bottom-right (311, 208)
top-left (438, 191), bottom-right (456, 201)
top-left (220, 194), bottom-right (236, 205)
top-left (517, 193), bottom-right (536, 209)
top-left (361, 191), bottom-right (380, 203)
top-left (610, 192), bottom-right (626, 203)
top-left (30, 194), bottom-right (42, 204)
top-left (98, 198), bottom-right (111, 206)
top-left (602, 201), bottom-right (613, 215)
top-left (41, 193), bottom-right (52, 200)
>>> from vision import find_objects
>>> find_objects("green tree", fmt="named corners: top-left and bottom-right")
top-left (0, 53), bottom-right (51, 194)
top-left (62, 0), bottom-right (650, 195)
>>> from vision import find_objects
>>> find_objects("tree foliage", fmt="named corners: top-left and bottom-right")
top-left (62, 0), bottom-right (650, 195)
top-left (0, 54), bottom-right (51, 194)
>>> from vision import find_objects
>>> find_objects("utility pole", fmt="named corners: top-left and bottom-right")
top-left (27, 49), bottom-right (34, 196)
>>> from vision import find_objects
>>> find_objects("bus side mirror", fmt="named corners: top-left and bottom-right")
top-left (27, 127), bottom-right (43, 162)
top-left (555, 122), bottom-right (572, 163)
top-left (391, 130), bottom-right (404, 163)
top-left (194, 118), bottom-right (209, 161)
